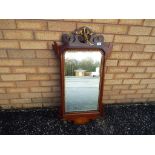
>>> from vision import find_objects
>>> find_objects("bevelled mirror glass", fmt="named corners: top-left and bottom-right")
top-left (64, 51), bottom-right (102, 113)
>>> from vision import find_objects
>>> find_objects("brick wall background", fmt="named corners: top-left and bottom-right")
top-left (0, 19), bottom-right (155, 109)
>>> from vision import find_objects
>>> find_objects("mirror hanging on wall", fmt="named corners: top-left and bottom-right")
top-left (52, 26), bottom-right (112, 124)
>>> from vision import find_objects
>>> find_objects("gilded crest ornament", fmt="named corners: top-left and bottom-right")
top-left (62, 27), bottom-right (104, 46)
top-left (60, 27), bottom-right (112, 57)
top-left (75, 27), bottom-right (94, 45)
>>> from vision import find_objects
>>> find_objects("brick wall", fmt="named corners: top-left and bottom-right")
top-left (0, 19), bottom-right (155, 109)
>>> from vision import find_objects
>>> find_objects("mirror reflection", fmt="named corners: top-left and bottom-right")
top-left (65, 51), bottom-right (102, 112)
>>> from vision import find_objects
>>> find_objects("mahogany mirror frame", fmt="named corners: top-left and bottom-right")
top-left (52, 27), bottom-right (112, 124)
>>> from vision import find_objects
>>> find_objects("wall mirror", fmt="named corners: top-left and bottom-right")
top-left (53, 27), bottom-right (112, 124)
top-left (65, 51), bottom-right (102, 113)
